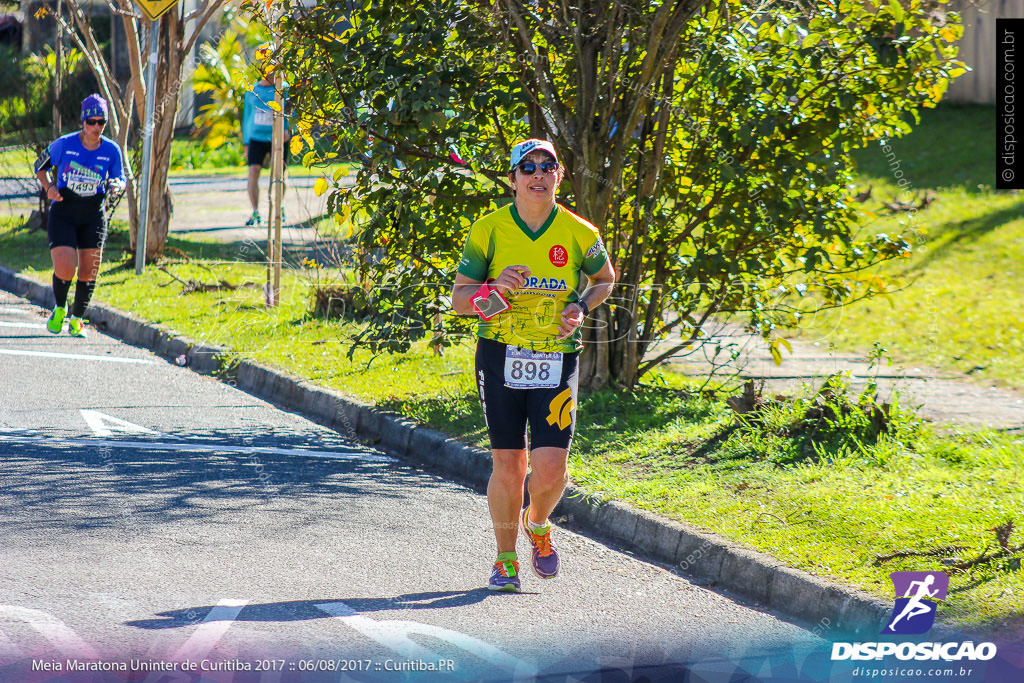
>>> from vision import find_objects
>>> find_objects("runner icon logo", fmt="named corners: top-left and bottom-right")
top-left (882, 571), bottom-right (948, 635)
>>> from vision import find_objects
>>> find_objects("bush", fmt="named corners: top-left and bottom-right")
top-left (0, 44), bottom-right (96, 143)
top-left (728, 373), bottom-right (921, 465)
top-left (310, 284), bottom-right (371, 322)
top-left (169, 138), bottom-right (245, 170)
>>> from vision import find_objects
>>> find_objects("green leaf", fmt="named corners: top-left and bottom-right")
top-left (888, 0), bottom-right (904, 24)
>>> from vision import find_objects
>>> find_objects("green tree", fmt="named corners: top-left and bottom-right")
top-left (191, 9), bottom-right (269, 151)
top-left (276, 0), bottom-right (964, 389)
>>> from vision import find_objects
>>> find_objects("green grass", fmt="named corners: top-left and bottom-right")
top-left (1, 215), bottom-right (1021, 637)
top-left (0, 138), bottom-right (354, 181)
top-left (0, 146), bottom-right (36, 177)
top-left (797, 104), bottom-right (1024, 391)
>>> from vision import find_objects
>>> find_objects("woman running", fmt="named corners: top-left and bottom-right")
top-left (452, 139), bottom-right (616, 592)
top-left (35, 94), bottom-right (125, 338)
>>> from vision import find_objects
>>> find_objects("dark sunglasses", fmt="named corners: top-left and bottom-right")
top-left (85, 118), bottom-right (106, 126)
top-left (517, 160), bottom-right (559, 175)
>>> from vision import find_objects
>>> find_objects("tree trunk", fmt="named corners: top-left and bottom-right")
top-left (141, 12), bottom-right (183, 263)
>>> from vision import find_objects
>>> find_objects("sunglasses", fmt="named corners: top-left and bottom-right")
top-left (85, 118), bottom-right (106, 126)
top-left (517, 160), bottom-right (559, 175)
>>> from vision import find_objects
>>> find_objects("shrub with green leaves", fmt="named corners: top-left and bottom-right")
top-left (191, 9), bottom-right (269, 150)
top-left (273, 0), bottom-right (965, 389)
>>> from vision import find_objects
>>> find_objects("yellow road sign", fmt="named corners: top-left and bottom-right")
top-left (135, 0), bottom-right (178, 21)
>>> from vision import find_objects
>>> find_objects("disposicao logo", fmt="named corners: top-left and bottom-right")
top-left (831, 570), bottom-right (997, 663)
top-left (884, 570), bottom-right (948, 635)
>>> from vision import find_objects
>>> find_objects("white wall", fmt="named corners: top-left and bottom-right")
top-left (945, 0), bottom-right (1024, 104)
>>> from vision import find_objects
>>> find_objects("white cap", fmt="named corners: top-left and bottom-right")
top-left (509, 139), bottom-right (558, 171)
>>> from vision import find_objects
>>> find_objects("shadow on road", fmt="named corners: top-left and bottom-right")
top-left (0, 428), bottom-right (454, 534)
top-left (124, 592), bottom-right (498, 629)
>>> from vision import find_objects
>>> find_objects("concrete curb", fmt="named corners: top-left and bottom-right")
top-left (1, 265), bottom-right (891, 637)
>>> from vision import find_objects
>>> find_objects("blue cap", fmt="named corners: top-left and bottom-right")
top-left (81, 94), bottom-right (108, 122)
top-left (509, 139), bottom-right (558, 171)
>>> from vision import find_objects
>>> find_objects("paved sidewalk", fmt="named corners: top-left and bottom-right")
top-left (658, 321), bottom-right (1024, 431)
top-left (0, 173), bottom-right (345, 245)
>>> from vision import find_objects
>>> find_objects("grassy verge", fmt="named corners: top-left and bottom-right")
top-left (0, 146), bottom-right (36, 176)
top-left (0, 139), bottom-right (354, 181)
top-left (2, 224), bottom-right (1022, 636)
top-left (798, 104), bottom-right (1024, 391)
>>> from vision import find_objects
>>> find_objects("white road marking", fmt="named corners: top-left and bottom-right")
top-left (80, 409), bottom-right (161, 438)
top-left (0, 307), bottom-right (29, 315)
top-left (316, 601), bottom-right (536, 676)
top-left (0, 349), bottom-right (156, 364)
top-left (169, 599), bottom-right (248, 663)
top-left (0, 435), bottom-right (394, 463)
top-left (0, 321), bottom-right (42, 329)
top-left (0, 605), bottom-right (99, 660)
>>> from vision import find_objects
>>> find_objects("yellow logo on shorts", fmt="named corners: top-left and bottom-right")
top-left (546, 388), bottom-right (574, 430)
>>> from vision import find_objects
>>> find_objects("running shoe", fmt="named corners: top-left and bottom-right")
top-left (244, 211), bottom-right (261, 227)
top-left (46, 306), bottom-right (66, 334)
top-left (67, 316), bottom-right (87, 338)
top-left (488, 553), bottom-right (521, 593)
top-left (521, 506), bottom-right (559, 579)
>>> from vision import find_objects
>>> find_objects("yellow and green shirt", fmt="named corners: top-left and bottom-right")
top-left (458, 202), bottom-right (609, 353)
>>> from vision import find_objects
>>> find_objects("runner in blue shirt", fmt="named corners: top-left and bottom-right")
top-left (241, 44), bottom-right (290, 227)
top-left (34, 94), bottom-right (125, 338)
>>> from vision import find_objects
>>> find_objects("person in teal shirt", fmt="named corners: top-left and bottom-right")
top-left (242, 46), bottom-right (291, 227)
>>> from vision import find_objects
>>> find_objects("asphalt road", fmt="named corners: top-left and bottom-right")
top-left (0, 289), bottom-right (829, 682)
top-left (0, 175), bottom-right (322, 201)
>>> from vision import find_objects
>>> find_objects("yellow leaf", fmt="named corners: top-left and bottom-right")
top-left (314, 177), bottom-right (328, 196)
top-left (939, 25), bottom-right (962, 43)
top-left (333, 167), bottom-right (347, 181)
top-left (289, 136), bottom-right (304, 154)
top-left (949, 68), bottom-right (966, 78)
top-left (267, 101), bottom-right (281, 112)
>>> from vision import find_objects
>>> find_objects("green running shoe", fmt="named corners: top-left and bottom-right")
top-left (487, 552), bottom-right (521, 592)
top-left (46, 306), bottom-right (66, 334)
top-left (68, 316), bottom-right (87, 338)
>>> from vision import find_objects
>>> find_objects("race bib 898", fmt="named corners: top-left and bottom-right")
top-left (503, 346), bottom-right (562, 389)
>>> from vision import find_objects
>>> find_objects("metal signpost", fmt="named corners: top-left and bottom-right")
top-left (133, 0), bottom-right (179, 274)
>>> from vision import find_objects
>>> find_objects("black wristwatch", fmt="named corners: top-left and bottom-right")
top-left (577, 300), bottom-right (590, 317)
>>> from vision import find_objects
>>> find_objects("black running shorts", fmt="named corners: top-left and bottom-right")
top-left (247, 139), bottom-right (288, 168)
top-left (474, 337), bottom-right (580, 451)
top-left (47, 195), bottom-right (107, 250)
